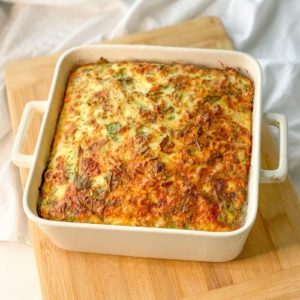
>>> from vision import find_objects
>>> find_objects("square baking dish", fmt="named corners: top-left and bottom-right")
top-left (12, 45), bottom-right (287, 262)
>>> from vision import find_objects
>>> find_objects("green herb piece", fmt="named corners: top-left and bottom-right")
top-left (161, 85), bottom-right (172, 92)
top-left (183, 222), bottom-right (190, 230)
top-left (226, 210), bottom-right (237, 225)
top-left (106, 122), bottom-right (121, 136)
top-left (204, 95), bottom-right (221, 104)
top-left (218, 212), bottom-right (227, 224)
top-left (165, 221), bottom-right (177, 229)
top-left (115, 69), bottom-right (126, 80)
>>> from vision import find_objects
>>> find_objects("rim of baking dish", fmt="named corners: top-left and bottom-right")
top-left (23, 45), bottom-right (262, 238)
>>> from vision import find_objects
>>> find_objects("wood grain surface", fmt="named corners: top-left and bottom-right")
top-left (5, 16), bottom-right (300, 300)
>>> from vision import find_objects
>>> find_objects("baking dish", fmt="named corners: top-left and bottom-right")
top-left (12, 45), bottom-right (287, 262)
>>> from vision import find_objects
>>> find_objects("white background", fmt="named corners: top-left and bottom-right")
top-left (0, 0), bottom-right (299, 299)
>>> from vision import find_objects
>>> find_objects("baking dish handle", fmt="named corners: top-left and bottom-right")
top-left (260, 113), bottom-right (287, 183)
top-left (12, 100), bottom-right (47, 168)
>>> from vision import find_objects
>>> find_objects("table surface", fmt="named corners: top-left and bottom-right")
top-left (0, 242), bottom-right (42, 300)
top-left (5, 16), bottom-right (300, 300)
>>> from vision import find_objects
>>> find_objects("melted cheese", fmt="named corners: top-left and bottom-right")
top-left (38, 61), bottom-right (254, 232)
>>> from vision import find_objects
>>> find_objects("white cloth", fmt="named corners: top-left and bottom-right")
top-left (0, 0), bottom-right (299, 245)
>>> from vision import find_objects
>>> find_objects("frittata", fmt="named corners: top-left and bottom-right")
top-left (38, 59), bottom-right (254, 231)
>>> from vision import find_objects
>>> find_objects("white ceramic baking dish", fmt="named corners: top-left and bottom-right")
top-left (12, 45), bottom-right (287, 262)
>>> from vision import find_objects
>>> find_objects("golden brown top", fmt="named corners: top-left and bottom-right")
top-left (38, 60), bottom-right (253, 231)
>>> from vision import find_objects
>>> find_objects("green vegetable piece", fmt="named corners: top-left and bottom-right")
top-left (204, 95), bottom-right (221, 103)
top-left (162, 85), bottom-right (170, 90)
top-left (106, 122), bottom-right (121, 135)
top-left (218, 212), bottom-right (227, 224)
top-left (115, 69), bottom-right (126, 79)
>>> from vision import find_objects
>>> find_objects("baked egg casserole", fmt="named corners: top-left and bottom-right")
top-left (38, 59), bottom-right (254, 232)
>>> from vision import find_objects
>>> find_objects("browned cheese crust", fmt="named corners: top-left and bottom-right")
top-left (38, 60), bottom-right (254, 231)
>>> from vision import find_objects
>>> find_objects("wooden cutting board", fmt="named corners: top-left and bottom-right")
top-left (5, 17), bottom-right (300, 300)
